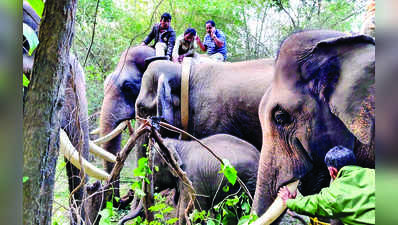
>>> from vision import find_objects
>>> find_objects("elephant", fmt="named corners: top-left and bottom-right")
top-left (99, 45), bottom-right (156, 198)
top-left (135, 58), bottom-right (275, 151)
top-left (23, 1), bottom-right (40, 75)
top-left (120, 134), bottom-right (260, 225)
top-left (251, 30), bottom-right (375, 221)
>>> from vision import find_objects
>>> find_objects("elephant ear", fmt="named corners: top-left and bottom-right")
top-left (312, 35), bottom-right (375, 144)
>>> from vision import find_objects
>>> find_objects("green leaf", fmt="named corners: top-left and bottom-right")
top-left (23, 23), bottom-right (39, 55)
top-left (154, 213), bottom-right (164, 220)
top-left (166, 218), bottom-right (178, 224)
top-left (220, 159), bottom-right (237, 185)
top-left (225, 196), bottom-right (239, 206)
top-left (149, 203), bottom-right (166, 212)
top-left (23, 176), bottom-right (29, 183)
top-left (23, 74), bottom-right (30, 87)
top-left (242, 202), bottom-right (251, 214)
top-left (189, 209), bottom-right (206, 222)
top-left (26, 0), bottom-right (44, 17)
top-left (206, 219), bottom-right (216, 225)
top-left (238, 214), bottom-right (258, 225)
top-left (222, 185), bottom-right (229, 192)
top-left (99, 201), bottom-right (114, 225)
top-left (162, 206), bottom-right (174, 214)
top-left (134, 188), bottom-right (146, 198)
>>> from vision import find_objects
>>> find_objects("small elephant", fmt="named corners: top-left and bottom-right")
top-left (120, 134), bottom-right (259, 225)
top-left (251, 30), bottom-right (375, 219)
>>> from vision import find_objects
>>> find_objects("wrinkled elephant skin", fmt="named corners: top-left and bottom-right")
top-left (251, 30), bottom-right (375, 218)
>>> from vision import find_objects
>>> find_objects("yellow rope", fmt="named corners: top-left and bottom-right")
top-left (310, 217), bottom-right (331, 225)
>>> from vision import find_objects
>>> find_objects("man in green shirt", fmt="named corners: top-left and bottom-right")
top-left (279, 146), bottom-right (375, 225)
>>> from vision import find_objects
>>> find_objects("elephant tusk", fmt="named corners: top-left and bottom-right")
top-left (93, 120), bottom-right (128, 145)
top-left (250, 180), bottom-right (299, 225)
top-left (90, 127), bottom-right (100, 135)
top-left (89, 141), bottom-right (117, 163)
top-left (60, 129), bottom-right (111, 181)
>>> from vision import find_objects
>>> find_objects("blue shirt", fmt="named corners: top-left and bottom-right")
top-left (203, 29), bottom-right (227, 60)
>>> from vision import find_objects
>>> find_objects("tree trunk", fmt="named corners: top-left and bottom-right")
top-left (23, 0), bottom-right (77, 224)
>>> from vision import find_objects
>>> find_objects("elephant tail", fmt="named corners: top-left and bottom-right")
top-left (118, 198), bottom-right (143, 225)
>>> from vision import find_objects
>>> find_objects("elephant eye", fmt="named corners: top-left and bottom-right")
top-left (273, 107), bottom-right (292, 126)
top-left (121, 80), bottom-right (139, 96)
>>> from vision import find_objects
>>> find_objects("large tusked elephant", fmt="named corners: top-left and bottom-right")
top-left (120, 134), bottom-right (259, 225)
top-left (99, 46), bottom-right (155, 197)
top-left (135, 58), bottom-right (275, 151)
top-left (60, 54), bottom-right (91, 225)
top-left (251, 30), bottom-right (375, 220)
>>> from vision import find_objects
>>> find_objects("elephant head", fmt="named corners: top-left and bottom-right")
top-left (252, 30), bottom-right (375, 217)
top-left (136, 60), bottom-right (181, 126)
top-left (99, 46), bottom-right (155, 172)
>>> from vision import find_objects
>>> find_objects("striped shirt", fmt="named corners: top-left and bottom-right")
top-left (203, 29), bottom-right (227, 60)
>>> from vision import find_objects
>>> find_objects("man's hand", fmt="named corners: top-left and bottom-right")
top-left (140, 42), bottom-right (146, 46)
top-left (210, 29), bottom-right (216, 39)
top-left (278, 186), bottom-right (297, 206)
top-left (178, 55), bottom-right (185, 63)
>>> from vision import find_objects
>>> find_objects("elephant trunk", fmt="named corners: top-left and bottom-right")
top-left (118, 199), bottom-right (143, 225)
top-left (250, 181), bottom-right (299, 225)
top-left (99, 94), bottom-right (124, 173)
top-left (99, 95), bottom-right (125, 200)
top-left (251, 138), bottom-right (303, 217)
top-left (251, 146), bottom-right (279, 216)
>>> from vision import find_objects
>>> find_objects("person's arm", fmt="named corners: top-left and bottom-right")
top-left (211, 30), bottom-right (225, 48)
top-left (195, 34), bottom-right (207, 52)
top-left (166, 30), bottom-right (176, 59)
top-left (285, 186), bottom-right (338, 218)
top-left (184, 42), bottom-right (196, 56)
top-left (172, 36), bottom-right (181, 62)
top-left (142, 24), bottom-right (156, 45)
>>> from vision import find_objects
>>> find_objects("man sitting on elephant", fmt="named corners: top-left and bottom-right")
top-left (278, 146), bottom-right (375, 225)
top-left (141, 12), bottom-right (176, 59)
top-left (195, 20), bottom-right (227, 61)
top-left (172, 28), bottom-right (198, 63)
